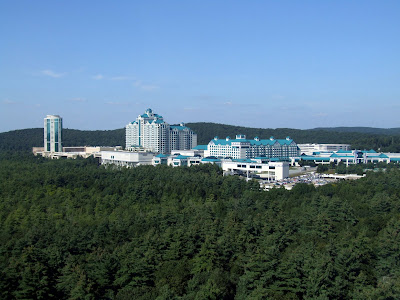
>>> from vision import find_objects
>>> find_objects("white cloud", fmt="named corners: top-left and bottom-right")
top-left (133, 80), bottom-right (159, 91)
top-left (2, 99), bottom-right (17, 104)
top-left (92, 74), bottom-right (104, 80)
top-left (41, 69), bottom-right (66, 78)
top-left (224, 101), bottom-right (232, 105)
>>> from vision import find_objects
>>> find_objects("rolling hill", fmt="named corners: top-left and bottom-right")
top-left (1, 124), bottom-right (400, 152)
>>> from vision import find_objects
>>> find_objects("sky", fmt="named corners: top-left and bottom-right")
top-left (1, 0), bottom-right (400, 132)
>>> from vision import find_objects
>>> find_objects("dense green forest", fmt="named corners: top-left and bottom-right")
top-left (315, 126), bottom-right (400, 135)
top-left (186, 123), bottom-right (400, 152)
top-left (2, 124), bottom-right (400, 152)
top-left (1, 153), bottom-right (400, 299)
top-left (0, 128), bottom-right (125, 151)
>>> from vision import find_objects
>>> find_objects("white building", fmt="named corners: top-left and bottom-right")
top-left (44, 115), bottom-right (62, 152)
top-left (125, 109), bottom-right (169, 153)
top-left (38, 146), bottom-right (117, 159)
top-left (222, 160), bottom-right (289, 181)
top-left (297, 149), bottom-right (400, 166)
top-left (298, 143), bottom-right (351, 155)
top-left (125, 108), bottom-right (197, 154)
top-left (205, 134), bottom-right (299, 160)
top-left (152, 153), bottom-right (289, 181)
top-left (101, 151), bottom-right (155, 167)
top-left (170, 124), bottom-right (198, 151)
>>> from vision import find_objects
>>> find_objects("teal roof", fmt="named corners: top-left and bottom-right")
top-left (233, 159), bottom-right (255, 163)
top-left (211, 139), bottom-right (234, 146)
top-left (155, 154), bottom-right (168, 158)
top-left (193, 145), bottom-right (207, 150)
top-left (336, 149), bottom-right (353, 153)
top-left (269, 157), bottom-right (283, 162)
top-left (250, 139), bottom-right (277, 146)
top-left (330, 153), bottom-right (353, 158)
top-left (301, 156), bottom-right (330, 161)
top-left (362, 149), bottom-right (377, 153)
top-left (171, 125), bottom-right (189, 130)
top-left (202, 157), bottom-right (221, 162)
top-left (276, 139), bottom-right (294, 145)
top-left (390, 157), bottom-right (400, 161)
top-left (140, 111), bottom-right (163, 119)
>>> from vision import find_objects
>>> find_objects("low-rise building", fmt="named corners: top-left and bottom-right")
top-left (100, 151), bottom-right (155, 167)
top-left (295, 149), bottom-right (400, 166)
top-left (37, 146), bottom-right (116, 159)
top-left (222, 160), bottom-right (289, 181)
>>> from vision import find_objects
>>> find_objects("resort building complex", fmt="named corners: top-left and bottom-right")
top-left (205, 135), bottom-right (299, 160)
top-left (125, 108), bottom-right (197, 154)
top-left (37, 111), bottom-right (400, 182)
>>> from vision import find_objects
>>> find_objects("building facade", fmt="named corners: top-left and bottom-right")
top-left (205, 135), bottom-right (299, 160)
top-left (125, 108), bottom-right (197, 154)
top-left (297, 149), bottom-right (400, 166)
top-left (44, 115), bottom-right (62, 152)
top-left (101, 151), bottom-right (155, 167)
top-left (298, 143), bottom-right (351, 156)
top-left (222, 160), bottom-right (289, 181)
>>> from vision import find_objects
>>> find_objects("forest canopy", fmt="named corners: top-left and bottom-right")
top-left (1, 153), bottom-right (400, 299)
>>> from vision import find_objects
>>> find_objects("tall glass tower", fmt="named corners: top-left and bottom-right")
top-left (44, 115), bottom-right (62, 152)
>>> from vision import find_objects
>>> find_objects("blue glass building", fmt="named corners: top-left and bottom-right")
top-left (44, 115), bottom-right (62, 152)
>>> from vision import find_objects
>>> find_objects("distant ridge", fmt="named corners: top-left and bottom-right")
top-left (186, 122), bottom-right (400, 145)
top-left (313, 127), bottom-right (400, 135)
top-left (1, 123), bottom-right (400, 152)
top-left (0, 128), bottom-right (124, 151)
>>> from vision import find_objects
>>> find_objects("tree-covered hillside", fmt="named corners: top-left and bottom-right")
top-left (1, 154), bottom-right (400, 299)
top-left (2, 124), bottom-right (400, 152)
top-left (0, 128), bottom-right (125, 151)
top-left (186, 122), bottom-right (400, 152)
top-left (315, 126), bottom-right (400, 135)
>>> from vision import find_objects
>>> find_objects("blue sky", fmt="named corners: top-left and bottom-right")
top-left (1, 0), bottom-right (399, 132)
